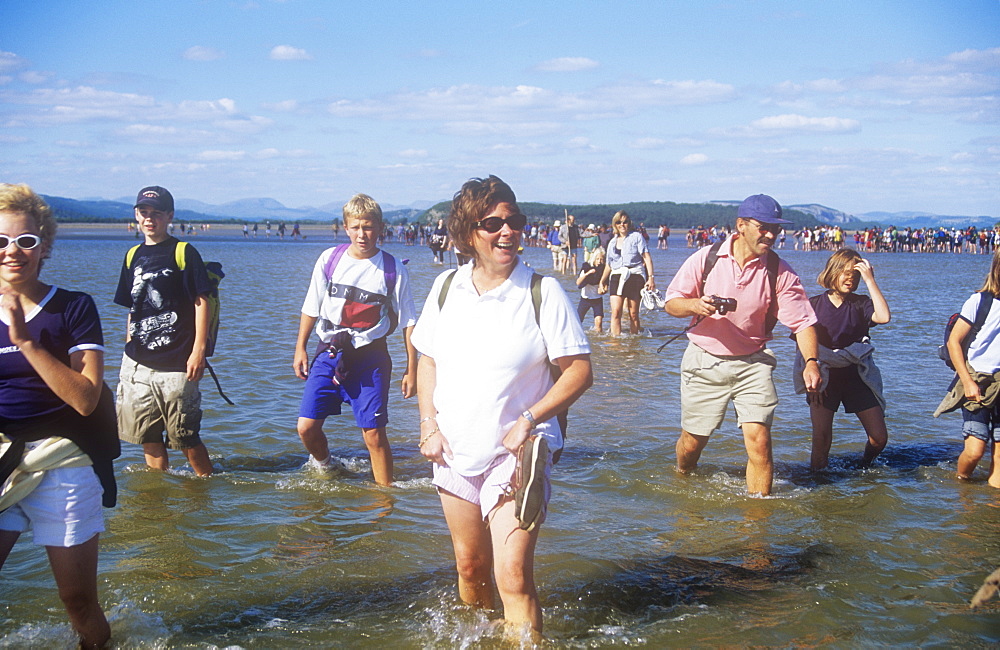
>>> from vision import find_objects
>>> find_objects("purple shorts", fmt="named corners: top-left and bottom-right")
top-left (298, 341), bottom-right (391, 429)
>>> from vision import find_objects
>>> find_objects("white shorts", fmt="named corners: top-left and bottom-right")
top-left (432, 451), bottom-right (552, 522)
top-left (0, 465), bottom-right (105, 547)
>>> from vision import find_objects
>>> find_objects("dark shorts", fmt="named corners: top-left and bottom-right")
top-left (298, 340), bottom-right (391, 429)
top-left (610, 271), bottom-right (644, 301)
top-left (816, 365), bottom-right (881, 414)
top-left (577, 296), bottom-right (604, 320)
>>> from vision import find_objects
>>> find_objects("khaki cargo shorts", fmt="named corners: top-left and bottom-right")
top-left (680, 342), bottom-right (778, 436)
top-left (117, 354), bottom-right (203, 449)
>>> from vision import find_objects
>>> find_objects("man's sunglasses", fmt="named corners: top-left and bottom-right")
top-left (751, 220), bottom-right (783, 235)
top-left (0, 234), bottom-right (42, 250)
top-left (474, 213), bottom-right (528, 233)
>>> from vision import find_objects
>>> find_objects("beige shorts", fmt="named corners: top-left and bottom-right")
top-left (680, 342), bottom-right (778, 436)
top-left (117, 354), bottom-right (203, 449)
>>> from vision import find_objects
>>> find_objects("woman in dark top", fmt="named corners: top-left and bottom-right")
top-left (807, 248), bottom-right (891, 470)
top-left (0, 184), bottom-right (112, 647)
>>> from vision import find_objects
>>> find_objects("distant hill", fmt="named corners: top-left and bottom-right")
top-left (39, 194), bottom-right (995, 229)
top-left (423, 200), bottom-right (823, 229)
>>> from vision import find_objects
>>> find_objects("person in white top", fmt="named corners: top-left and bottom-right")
top-left (945, 249), bottom-right (1000, 488)
top-left (292, 194), bottom-right (417, 486)
top-left (412, 176), bottom-right (592, 638)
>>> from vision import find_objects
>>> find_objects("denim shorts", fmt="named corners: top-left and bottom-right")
top-left (962, 404), bottom-right (1000, 443)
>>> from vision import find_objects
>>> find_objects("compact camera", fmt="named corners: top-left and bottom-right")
top-left (708, 295), bottom-right (737, 315)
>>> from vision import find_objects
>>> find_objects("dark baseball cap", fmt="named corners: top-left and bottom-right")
top-left (134, 186), bottom-right (174, 212)
top-left (737, 194), bottom-right (790, 224)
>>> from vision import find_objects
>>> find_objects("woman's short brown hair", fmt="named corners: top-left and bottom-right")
top-left (447, 176), bottom-right (518, 258)
top-left (817, 248), bottom-right (862, 291)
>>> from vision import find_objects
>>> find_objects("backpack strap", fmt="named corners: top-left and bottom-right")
top-left (437, 269), bottom-right (458, 311)
top-left (322, 243), bottom-right (351, 280)
top-left (125, 244), bottom-right (141, 268)
top-left (382, 252), bottom-right (399, 336)
top-left (530, 272), bottom-right (543, 326)
top-left (764, 250), bottom-right (780, 337)
top-left (697, 239), bottom-right (725, 297)
top-left (174, 241), bottom-right (188, 271)
top-left (970, 291), bottom-right (995, 343)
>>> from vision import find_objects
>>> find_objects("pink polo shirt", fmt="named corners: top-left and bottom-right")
top-left (663, 236), bottom-right (817, 356)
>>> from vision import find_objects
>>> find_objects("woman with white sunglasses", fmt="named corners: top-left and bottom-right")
top-left (0, 184), bottom-right (115, 648)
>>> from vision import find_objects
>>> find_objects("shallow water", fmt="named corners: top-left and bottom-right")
top-left (2, 233), bottom-right (999, 648)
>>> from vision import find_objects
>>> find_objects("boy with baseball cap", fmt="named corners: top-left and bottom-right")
top-left (114, 186), bottom-right (215, 475)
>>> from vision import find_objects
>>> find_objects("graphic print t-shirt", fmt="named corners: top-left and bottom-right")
top-left (0, 287), bottom-right (105, 420)
top-left (114, 238), bottom-right (211, 371)
top-left (300, 248), bottom-right (416, 349)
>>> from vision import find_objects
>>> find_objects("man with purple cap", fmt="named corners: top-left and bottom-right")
top-left (663, 194), bottom-right (821, 495)
top-left (114, 186), bottom-right (215, 476)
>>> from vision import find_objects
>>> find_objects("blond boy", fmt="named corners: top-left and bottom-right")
top-left (292, 194), bottom-right (417, 485)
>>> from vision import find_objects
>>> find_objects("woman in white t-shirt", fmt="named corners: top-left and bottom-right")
top-left (412, 176), bottom-right (592, 637)
top-left (946, 249), bottom-right (1000, 488)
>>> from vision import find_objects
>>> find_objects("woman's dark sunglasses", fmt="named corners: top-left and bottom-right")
top-left (474, 213), bottom-right (528, 233)
top-left (0, 234), bottom-right (42, 250)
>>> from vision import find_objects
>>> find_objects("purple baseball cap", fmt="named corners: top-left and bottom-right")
top-left (134, 186), bottom-right (174, 212)
top-left (737, 194), bottom-right (790, 224)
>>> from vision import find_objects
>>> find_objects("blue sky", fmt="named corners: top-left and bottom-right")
top-left (1, 0), bottom-right (997, 216)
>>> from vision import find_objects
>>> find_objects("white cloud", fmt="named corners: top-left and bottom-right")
top-left (0, 51), bottom-right (28, 73)
top-left (750, 114), bottom-right (861, 134)
top-left (628, 137), bottom-right (669, 150)
top-left (183, 46), bottom-right (224, 61)
top-left (681, 153), bottom-right (709, 165)
top-left (328, 79), bottom-right (735, 123)
top-left (197, 150), bottom-right (247, 161)
top-left (270, 45), bottom-right (312, 61)
top-left (263, 99), bottom-right (299, 112)
top-left (19, 71), bottom-right (52, 84)
top-left (535, 57), bottom-right (599, 72)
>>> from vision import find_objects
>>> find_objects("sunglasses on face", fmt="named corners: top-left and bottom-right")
top-left (751, 220), bottom-right (783, 235)
top-left (474, 213), bottom-right (528, 233)
top-left (0, 234), bottom-right (42, 250)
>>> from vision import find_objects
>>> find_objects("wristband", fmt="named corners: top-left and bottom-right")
top-left (805, 357), bottom-right (818, 364)
top-left (522, 410), bottom-right (537, 428)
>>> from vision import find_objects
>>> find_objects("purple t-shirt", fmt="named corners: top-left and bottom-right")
top-left (809, 292), bottom-right (876, 349)
top-left (0, 287), bottom-right (105, 420)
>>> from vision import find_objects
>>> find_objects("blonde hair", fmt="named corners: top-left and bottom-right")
top-left (817, 248), bottom-right (862, 291)
top-left (612, 210), bottom-right (632, 232)
top-left (343, 193), bottom-right (383, 226)
top-left (0, 183), bottom-right (57, 261)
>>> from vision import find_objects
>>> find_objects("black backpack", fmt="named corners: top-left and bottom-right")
top-left (939, 291), bottom-right (994, 370)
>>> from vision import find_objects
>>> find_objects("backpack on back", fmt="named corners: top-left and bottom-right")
top-left (125, 241), bottom-right (232, 403)
top-left (939, 291), bottom-right (994, 370)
